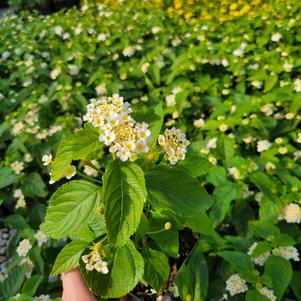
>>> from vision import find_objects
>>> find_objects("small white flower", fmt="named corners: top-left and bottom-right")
top-left (271, 32), bottom-right (282, 42)
top-left (95, 83), bottom-right (107, 96)
top-left (172, 86), bottom-right (183, 95)
top-left (68, 64), bottom-right (79, 76)
top-left (273, 246), bottom-right (299, 261)
top-left (10, 161), bottom-right (24, 175)
top-left (50, 67), bottom-right (61, 80)
top-left (225, 274), bottom-right (248, 296)
top-left (258, 286), bottom-right (276, 301)
top-left (34, 294), bottom-right (51, 301)
top-left (94, 259), bottom-right (109, 274)
top-left (123, 46), bottom-right (135, 57)
top-left (16, 239), bottom-right (32, 257)
top-left (65, 165), bottom-right (76, 180)
top-left (228, 167), bottom-right (242, 180)
top-left (206, 137), bottom-right (218, 150)
top-left (257, 140), bottom-right (272, 152)
top-left (42, 154), bottom-right (52, 166)
top-left (34, 231), bottom-right (48, 247)
top-left (151, 26), bottom-right (161, 34)
top-left (165, 94), bottom-right (176, 107)
top-left (54, 25), bottom-right (63, 36)
top-left (193, 118), bottom-right (205, 128)
top-left (294, 79), bottom-right (301, 92)
top-left (97, 33), bottom-right (107, 41)
top-left (141, 62), bottom-right (150, 73)
top-left (278, 203), bottom-right (301, 223)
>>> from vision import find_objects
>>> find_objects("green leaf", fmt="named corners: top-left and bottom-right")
top-left (145, 166), bottom-right (212, 216)
top-left (29, 247), bottom-right (44, 274)
top-left (21, 274), bottom-right (43, 296)
top-left (149, 230), bottom-right (179, 258)
top-left (51, 240), bottom-right (88, 275)
top-left (149, 64), bottom-right (161, 85)
top-left (217, 136), bottom-right (235, 162)
top-left (264, 75), bottom-right (278, 92)
top-left (290, 271), bottom-right (301, 301)
top-left (143, 248), bottom-right (170, 292)
top-left (249, 221), bottom-right (280, 239)
top-left (174, 241), bottom-right (209, 301)
top-left (250, 172), bottom-right (274, 200)
top-left (250, 241), bottom-right (271, 258)
top-left (102, 161), bottom-right (146, 247)
top-left (209, 181), bottom-right (242, 226)
top-left (21, 172), bottom-right (48, 198)
top-left (81, 240), bottom-right (144, 298)
top-left (51, 129), bottom-right (101, 181)
top-left (4, 214), bottom-right (30, 230)
top-left (218, 251), bottom-right (255, 282)
top-left (185, 212), bottom-right (220, 240)
top-left (0, 167), bottom-right (16, 189)
top-left (0, 265), bottom-right (27, 299)
top-left (264, 256), bottom-right (292, 299)
top-left (246, 289), bottom-right (269, 301)
top-left (132, 102), bottom-right (163, 146)
top-left (41, 180), bottom-right (101, 239)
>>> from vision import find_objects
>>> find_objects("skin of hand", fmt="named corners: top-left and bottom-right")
top-left (62, 268), bottom-right (98, 301)
top-left (62, 268), bottom-right (171, 301)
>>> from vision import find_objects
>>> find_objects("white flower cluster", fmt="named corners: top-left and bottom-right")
top-left (13, 189), bottom-right (26, 209)
top-left (83, 94), bottom-right (151, 161)
top-left (278, 203), bottom-right (301, 223)
top-left (82, 243), bottom-right (108, 274)
top-left (34, 295), bottom-right (51, 301)
top-left (248, 242), bottom-right (299, 265)
top-left (16, 239), bottom-right (32, 257)
top-left (258, 286), bottom-right (277, 301)
top-left (34, 231), bottom-right (49, 247)
top-left (10, 161), bottom-right (24, 175)
top-left (225, 273), bottom-right (248, 296)
top-left (158, 127), bottom-right (190, 165)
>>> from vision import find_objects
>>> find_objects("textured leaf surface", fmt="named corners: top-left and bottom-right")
top-left (174, 241), bottom-right (209, 301)
top-left (51, 240), bottom-right (88, 275)
top-left (145, 166), bottom-right (212, 216)
top-left (51, 129), bottom-right (101, 181)
top-left (41, 180), bottom-right (101, 239)
top-left (102, 161), bottom-right (146, 247)
top-left (81, 240), bottom-right (144, 298)
top-left (143, 248), bottom-right (170, 292)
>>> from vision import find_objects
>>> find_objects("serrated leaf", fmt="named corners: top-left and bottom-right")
top-left (102, 161), bottom-right (146, 247)
top-left (51, 240), bottom-right (88, 275)
top-left (21, 274), bottom-right (43, 296)
top-left (264, 256), bottom-right (292, 299)
top-left (81, 240), bottom-right (144, 298)
top-left (174, 241), bottom-right (209, 301)
top-left (51, 129), bottom-right (101, 181)
top-left (21, 172), bottom-right (48, 198)
top-left (218, 251), bottom-right (255, 282)
top-left (145, 166), bottom-right (212, 216)
top-left (0, 265), bottom-right (27, 299)
top-left (41, 180), bottom-right (101, 239)
top-left (143, 248), bottom-right (170, 292)
top-left (0, 167), bottom-right (16, 189)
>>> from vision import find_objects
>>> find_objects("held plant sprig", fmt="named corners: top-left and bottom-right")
top-left (41, 93), bottom-right (198, 299)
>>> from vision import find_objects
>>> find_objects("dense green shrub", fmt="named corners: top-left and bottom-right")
top-left (0, 0), bottom-right (301, 300)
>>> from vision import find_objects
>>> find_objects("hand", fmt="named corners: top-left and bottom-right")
top-left (62, 268), bottom-right (97, 301)
top-left (62, 268), bottom-right (171, 301)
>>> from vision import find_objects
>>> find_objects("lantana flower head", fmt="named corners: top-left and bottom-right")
top-left (158, 127), bottom-right (190, 164)
top-left (83, 94), bottom-right (151, 161)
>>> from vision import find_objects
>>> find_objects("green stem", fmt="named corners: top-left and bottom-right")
top-left (76, 170), bottom-right (102, 184)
